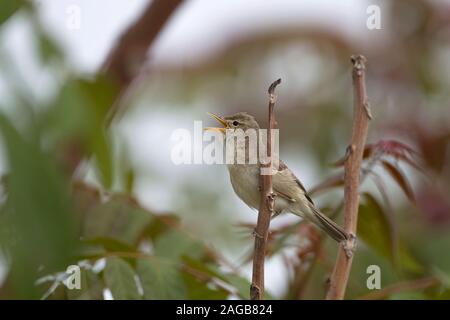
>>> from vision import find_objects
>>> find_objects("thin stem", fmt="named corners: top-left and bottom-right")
top-left (325, 55), bottom-right (371, 300)
top-left (103, 0), bottom-right (183, 90)
top-left (357, 277), bottom-right (438, 300)
top-left (250, 78), bottom-right (281, 300)
top-left (103, 0), bottom-right (183, 124)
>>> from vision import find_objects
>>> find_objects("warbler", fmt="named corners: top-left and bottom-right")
top-left (205, 112), bottom-right (348, 242)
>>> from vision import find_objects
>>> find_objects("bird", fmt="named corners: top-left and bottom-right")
top-left (205, 112), bottom-right (349, 242)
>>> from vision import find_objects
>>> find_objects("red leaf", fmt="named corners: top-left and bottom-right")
top-left (309, 173), bottom-right (344, 196)
top-left (416, 187), bottom-right (450, 226)
top-left (333, 139), bottom-right (423, 173)
top-left (377, 140), bottom-right (423, 170)
top-left (377, 140), bottom-right (417, 156)
top-left (381, 160), bottom-right (415, 203)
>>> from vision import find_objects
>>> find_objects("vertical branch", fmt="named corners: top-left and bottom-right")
top-left (325, 55), bottom-right (371, 300)
top-left (103, 0), bottom-right (183, 90)
top-left (102, 0), bottom-right (183, 123)
top-left (66, 0), bottom-right (182, 176)
top-left (250, 78), bottom-right (281, 300)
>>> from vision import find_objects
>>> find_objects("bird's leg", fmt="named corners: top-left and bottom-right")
top-left (253, 192), bottom-right (276, 238)
top-left (270, 210), bottom-right (282, 220)
top-left (252, 228), bottom-right (264, 239)
top-left (253, 210), bottom-right (279, 238)
top-left (342, 233), bottom-right (357, 258)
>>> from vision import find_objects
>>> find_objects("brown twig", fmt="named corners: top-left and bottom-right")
top-left (102, 0), bottom-right (183, 123)
top-left (250, 78), bottom-right (281, 300)
top-left (61, 0), bottom-right (183, 175)
top-left (325, 55), bottom-right (371, 300)
top-left (66, 0), bottom-right (182, 177)
top-left (103, 0), bottom-right (182, 90)
top-left (357, 277), bottom-right (439, 300)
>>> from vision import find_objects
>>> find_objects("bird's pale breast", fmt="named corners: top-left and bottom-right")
top-left (227, 163), bottom-right (292, 214)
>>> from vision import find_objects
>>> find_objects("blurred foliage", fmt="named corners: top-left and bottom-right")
top-left (0, 0), bottom-right (449, 300)
top-left (0, 0), bottom-right (27, 26)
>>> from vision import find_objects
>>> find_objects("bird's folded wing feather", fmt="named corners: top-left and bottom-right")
top-left (272, 160), bottom-right (314, 205)
top-left (272, 160), bottom-right (348, 242)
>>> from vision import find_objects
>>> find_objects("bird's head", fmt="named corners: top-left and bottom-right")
top-left (205, 112), bottom-right (260, 133)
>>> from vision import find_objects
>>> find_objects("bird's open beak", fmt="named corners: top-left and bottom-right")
top-left (204, 112), bottom-right (228, 133)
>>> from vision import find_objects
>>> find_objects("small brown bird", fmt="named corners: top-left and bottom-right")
top-left (206, 112), bottom-right (349, 242)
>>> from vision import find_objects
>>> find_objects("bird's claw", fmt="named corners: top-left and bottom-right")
top-left (343, 233), bottom-right (357, 258)
top-left (252, 228), bottom-right (264, 239)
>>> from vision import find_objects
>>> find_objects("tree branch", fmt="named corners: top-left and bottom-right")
top-left (65, 0), bottom-right (183, 176)
top-left (325, 55), bottom-right (371, 300)
top-left (102, 0), bottom-right (183, 122)
top-left (357, 277), bottom-right (438, 300)
top-left (103, 0), bottom-right (183, 89)
top-left (250, 78), bottom-right (281, 300)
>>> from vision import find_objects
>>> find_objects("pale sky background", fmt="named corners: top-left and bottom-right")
top-left (35, 0), bottom-right (371, 71)
top-left (2, 0), bottom-right (441, 298)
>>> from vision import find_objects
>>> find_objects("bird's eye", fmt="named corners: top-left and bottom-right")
top-left (232, 121), bottom-right (239, 126)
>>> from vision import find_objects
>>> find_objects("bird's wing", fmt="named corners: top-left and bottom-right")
top-left (272, 161), bottom-right (348, 242)
top-left (273, 160), bottom-right (314, 205)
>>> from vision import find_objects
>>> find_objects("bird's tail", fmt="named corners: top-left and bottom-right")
top-left (309, 206), bottom-right (349, 242)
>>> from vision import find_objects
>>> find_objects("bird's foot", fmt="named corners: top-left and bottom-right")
top-left (343, 233), bottom-right (357, 258)
top-left (270, 211), bottom-right (281, 220)
top-left (252, 228), bottom-right (264, 239)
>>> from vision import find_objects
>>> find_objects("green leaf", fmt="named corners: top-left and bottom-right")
top-left (183, 256), bottom-right (275, 299)
top-left (136, 258), bottom-right (186, 299)
top-left (397, 242), bottom-right (424, 274)
top-left (36, 32), bottom-right (63, 64)
top-left (217, 272), bottom-right (252, 299)
top-left (206, 265), bottom-right (274, 300)
top-left (91, 130), bottom-right (113, 189)
top-left (436, 289), bottom-right (450, 300)
top-left (0, 0), bottom-right (23, 26)
top-left (83, 195), bottom-right (153, 246)
top-left (45, 77), bottom-right (116, 188)
top-left (66, 269), bottom-right (104, 300)
top-left (72, 182), bottom-right (101, 219)
top-left (83, 237), bottom-right (136, 253)
top-left (145, 214), bottom-right (181, 240)
top-left (358, 193), bottom-right (424, 274)
top-left (182, 272), bottom-right (228, 300)
top-left (182, 256), bottom-right (225, 281)
top-left (181, 256), bottom-right (230, 299)
top-left (0, 113), bottom-right (77, 298)
top-left (125, 167), bottom-right (135, 194)
top-left (358, 193), bottom-right (395, 264)
top-left (80, 76), bottom-right (116, 189)
top-left (103, 257), bottom-right (141, 300)
top-left (153, 230), bottom-right (205, 262)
